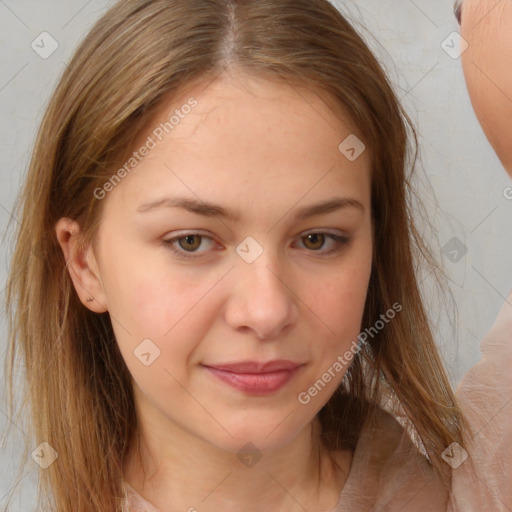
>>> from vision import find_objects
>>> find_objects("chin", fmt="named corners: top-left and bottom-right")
top-left (206, 416), bottom-right (312, 455)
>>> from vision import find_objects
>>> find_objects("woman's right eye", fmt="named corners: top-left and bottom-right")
top-left (162, 233), bottom-right (215, 259)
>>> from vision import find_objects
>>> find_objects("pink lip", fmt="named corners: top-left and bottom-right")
top-left (203, 360), bottom-right (303, 394)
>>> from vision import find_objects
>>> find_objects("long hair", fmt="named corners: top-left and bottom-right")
top-left (4, 0), bottom-right (469, 510)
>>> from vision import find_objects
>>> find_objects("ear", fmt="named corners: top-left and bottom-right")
top-left (54, 217), bottom-right (108, 313)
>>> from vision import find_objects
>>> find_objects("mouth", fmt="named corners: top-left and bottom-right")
top-left (201, 360), bottom-right (304, 394)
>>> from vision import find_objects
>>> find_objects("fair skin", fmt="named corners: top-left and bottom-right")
top-left (55, 71), bottom-right (373, 512)
top-left (460, 0), bottom-right (512, 177)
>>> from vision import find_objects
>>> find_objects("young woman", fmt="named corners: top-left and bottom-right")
top-left (4, 0), bottom-right (508, 510)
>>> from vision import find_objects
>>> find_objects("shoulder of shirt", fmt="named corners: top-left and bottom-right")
top-left (332, 403), bottom-right (449, 511)
top-left (451, 288), bottom-right (512, 510)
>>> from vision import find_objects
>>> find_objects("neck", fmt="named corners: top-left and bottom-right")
top-left (123, 415), bottom-right (352, 512)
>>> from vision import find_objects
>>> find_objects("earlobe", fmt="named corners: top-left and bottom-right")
top-left (54, 217), bottom-right (108, 313)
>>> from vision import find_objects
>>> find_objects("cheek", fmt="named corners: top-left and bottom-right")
top-left (318, 274), bottom-right (369, 338)
top-left (108, 269), bottom-right (215, 403)
top-left (100, 244), bottom-right (217, 377)
top-left (310, 246), bottom-right (372, 351)
top-left (120, 270), bottom-right (216, 355)
top-left (100, 235), bottom-right (205, 332)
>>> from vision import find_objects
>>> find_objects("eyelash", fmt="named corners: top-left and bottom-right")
top-left (162, 231), bottom-right (351, 260)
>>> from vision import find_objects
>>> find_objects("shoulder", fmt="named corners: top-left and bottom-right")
top-left (453, 289), bottom-right (512, 510)
top-left (334, 405), bottom-right (449, 512)
top-left (457, 289), bottom-right (512, 398)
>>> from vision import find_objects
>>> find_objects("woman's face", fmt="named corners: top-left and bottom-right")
top-left (459, 0), bottom-right (512, 176)
top-left (81, 73), bottom-right (373, 453)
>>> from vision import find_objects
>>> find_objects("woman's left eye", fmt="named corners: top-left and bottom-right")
top-left (296, 232), bottom-right (350, 254)
top-left (162, 231), bottom-right (350, 259)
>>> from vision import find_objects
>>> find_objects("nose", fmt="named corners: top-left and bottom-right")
top-left (454, 0), bottom-right (462, 24)
top-left (224, 248), bottom-right (299, 340)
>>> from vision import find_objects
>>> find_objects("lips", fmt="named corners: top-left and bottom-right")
top-left (202, 360), bottom-right (303, 394)
top-left (206, 360), bottom-right (301, 374)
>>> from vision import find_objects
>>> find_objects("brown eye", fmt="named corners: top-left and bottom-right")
top-left (297, 232), bottom-right (350, 255)
top-left (302, 233), bottom-right (326, 251)
top-left (163, 232), bottom-right (216, 259)
top-left (177, 235), bottom-right (202, 251)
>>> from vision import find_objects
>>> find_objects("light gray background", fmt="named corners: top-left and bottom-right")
top-left (1, 0), bottom-right (511, 508)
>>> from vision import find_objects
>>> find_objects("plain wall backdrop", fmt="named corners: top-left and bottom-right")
top-left (1, 0), bottom-right (511, 508)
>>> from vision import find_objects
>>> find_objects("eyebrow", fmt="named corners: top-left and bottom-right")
top-left (136, 196), bottom-right (364, 221)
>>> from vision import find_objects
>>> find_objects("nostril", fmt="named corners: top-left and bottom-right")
top-left (454, 0), bottom-right (463, 25)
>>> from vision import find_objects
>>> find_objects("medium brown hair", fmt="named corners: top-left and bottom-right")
top-left (4, 0), bottom-right (469, 510)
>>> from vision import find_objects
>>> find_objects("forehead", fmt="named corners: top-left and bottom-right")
top-left (158, 72), bottom-right (358, 139)
top-left (103, 73), bottom-right (372, 221)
